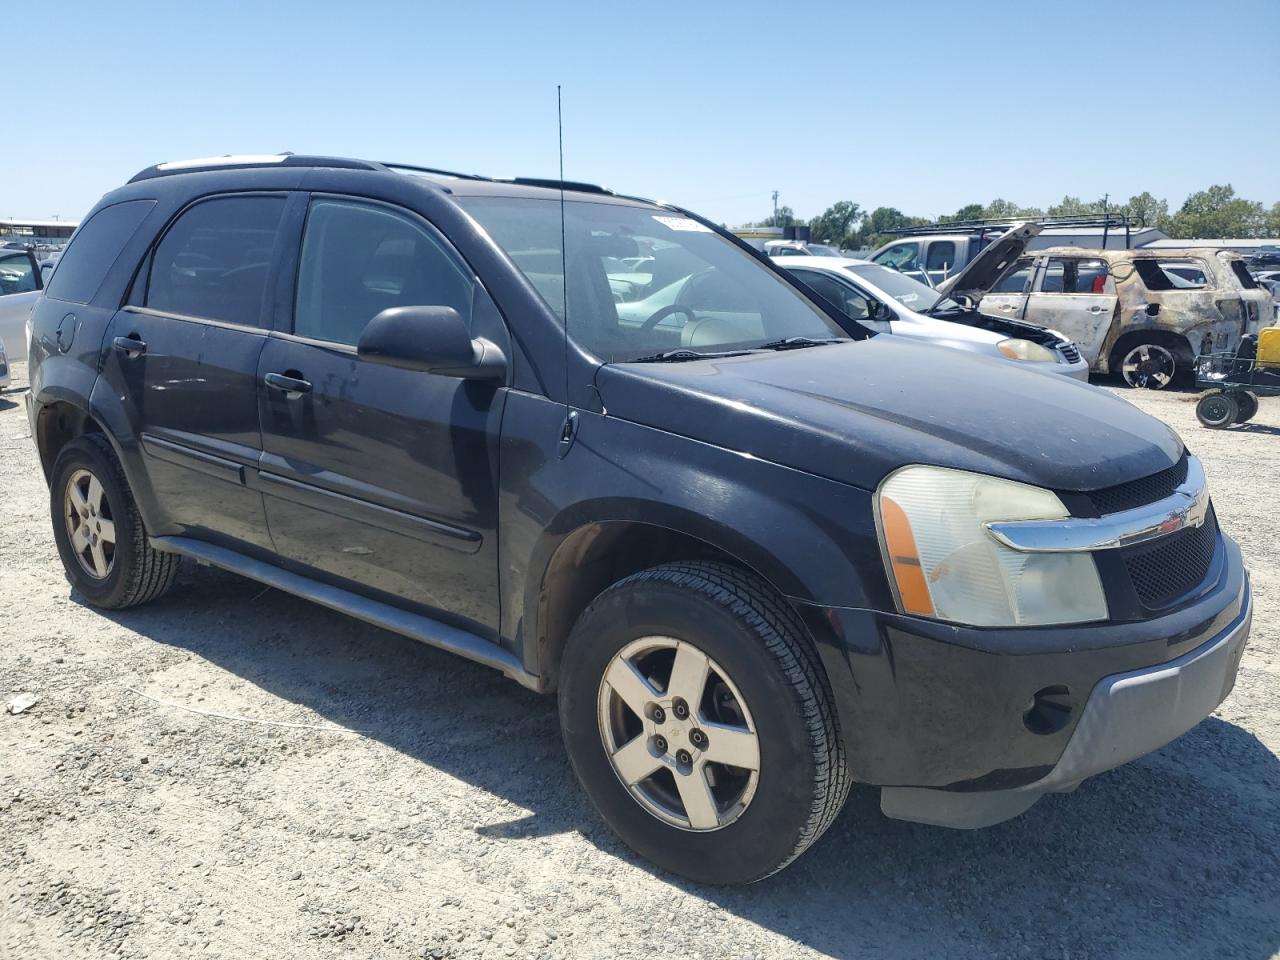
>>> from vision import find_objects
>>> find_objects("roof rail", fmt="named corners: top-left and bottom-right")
top-left (128, 153), bottom-right (616, 197)
top-left (378, 161), bottom-right (490, 181)
top-left (884, 214), bottom-right (1135, 237)
top-left (127, 154), bottom-right (386, 183)
top-left (500, 177), bottom-right (611, 195)
top-left (385, 163), bottom-right (612, 195)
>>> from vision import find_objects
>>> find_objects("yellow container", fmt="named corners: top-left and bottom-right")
top-left (1260, 327), bottom-right (1280, 367)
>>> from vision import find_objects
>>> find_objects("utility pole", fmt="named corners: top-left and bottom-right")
top-left (772, 190), bottom-right (779, 224)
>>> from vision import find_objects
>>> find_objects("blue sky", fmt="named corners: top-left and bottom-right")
top-left (14, 0), bottom-right (1278, 226)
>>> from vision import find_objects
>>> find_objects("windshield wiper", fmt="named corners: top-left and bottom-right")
top-left (628, 348), bottom-right (761, 363)
top-left (755, 336), bottom-right (846, 351)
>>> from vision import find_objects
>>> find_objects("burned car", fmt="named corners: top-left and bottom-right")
top-left (945, 238), bottom-right (1271, 388)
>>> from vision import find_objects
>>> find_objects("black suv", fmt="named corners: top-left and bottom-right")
top-left (27, 155), bottom-right (1251, 884)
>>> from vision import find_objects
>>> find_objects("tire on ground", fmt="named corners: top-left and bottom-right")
top-left (558, 560), bottom-right (850, 884)
top-left (1196, 392), bottom-right (1238, 429)
top-left (49, 434), bottom-right (180, 609)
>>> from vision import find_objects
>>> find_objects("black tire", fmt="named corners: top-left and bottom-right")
top-left (558, 561), bottom-right (849, 884)
top-left (1232, 391), bottom-right (1259, 423)
top-left (49, 434), bottom-right (180, 609)
top-left (1196, 392), bottom-right (1237, 429)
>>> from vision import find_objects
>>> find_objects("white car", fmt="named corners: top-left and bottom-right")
top-left (0, 248), bottom-right (42, 363)
top-left (777, 255), bottom-right (1090, 379)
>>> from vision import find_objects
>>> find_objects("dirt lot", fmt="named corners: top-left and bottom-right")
top-left (1, 360), bottom-right (1277, 960)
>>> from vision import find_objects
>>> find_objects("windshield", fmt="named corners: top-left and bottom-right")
top-left (458, 197), bottom-right (849, 361)
top-left (844, 262), bottom-right (950, 312)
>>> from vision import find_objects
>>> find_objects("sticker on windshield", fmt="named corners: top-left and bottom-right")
top-left (899, 293), bottom-right (919, 303)
top-left (652, 215), bottom-right (711, 233)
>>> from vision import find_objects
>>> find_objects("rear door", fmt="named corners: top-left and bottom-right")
top-left (975, 257), bottom-right (1036, 320)
top-left (256, 195), bottom-right (504, 630)
top-left (1021, 256), bottom-right (1118, 365)
top-left (101, 193), bottom-right (286, 550)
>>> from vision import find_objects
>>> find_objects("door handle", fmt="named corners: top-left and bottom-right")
top-left (1087, 305), bottom-right (1105, 313)
top-left (264, 372), bottom-right (312, 397)
top-left (113, 335), bottom-right (146, 358)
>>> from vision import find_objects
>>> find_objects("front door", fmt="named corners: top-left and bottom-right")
top-left (257, 196), bottom-right (504, 631)
top-left (1021, 256), bottom-right (1119, 366)
top-left (101, 193), bottom-right (287, 551)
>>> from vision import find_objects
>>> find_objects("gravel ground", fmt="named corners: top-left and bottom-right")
top-left (2, 360), bottom-right (1277, 960)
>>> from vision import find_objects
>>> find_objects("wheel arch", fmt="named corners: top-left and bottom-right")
top-left (34, 396), bottom-right (106, 483)
top-left (526, 512), bottom-right (814, 693)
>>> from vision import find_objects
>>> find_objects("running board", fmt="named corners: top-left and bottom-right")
top-left (150, 536), bottom-right (541, 691)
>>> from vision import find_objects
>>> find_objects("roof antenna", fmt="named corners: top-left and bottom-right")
top-left (556, 84), bottom-right (578, 459)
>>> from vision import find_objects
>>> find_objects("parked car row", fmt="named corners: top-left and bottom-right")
top-left (22, 154), bottom-right (1253, 885)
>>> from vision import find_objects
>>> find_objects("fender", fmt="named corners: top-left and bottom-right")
top-left (496, 391), bottom-right (892, 680)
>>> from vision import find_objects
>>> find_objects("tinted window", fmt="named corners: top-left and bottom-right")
top-left (925, 241), bottom-right (956, 272)
top-left (0, 253), bottom-right (37, 295)
top-left (991, 260), bottom-right (1034, 294)
top-left (295, 200), bottom-right (473, 346)
top-left (145, 196), bottom-right (284, 325)
top-left (45, 200), bottom-right (155, 304)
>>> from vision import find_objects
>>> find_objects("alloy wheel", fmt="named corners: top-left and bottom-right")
top-left (64, 468), bottom-right (116, 579)
top-left (597, 636), bottom-right (760, 831)
top-left (1121, 343), bottom-right (1177, 389)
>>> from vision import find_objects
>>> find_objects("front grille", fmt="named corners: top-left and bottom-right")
top-left (1083, 454), bottom-right (1188, 516)
top-left (1123, 506), bottom-right (1218, 610)
top-left (1058, 342), bottom-right (1081, 364)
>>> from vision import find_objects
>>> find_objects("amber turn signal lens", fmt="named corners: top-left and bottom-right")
top-left (879, 495), bottom-right (935, 617)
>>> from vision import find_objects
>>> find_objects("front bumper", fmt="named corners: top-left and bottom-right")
top-left (798, 532), bottom-right (1250, 827)
top-left (881, 580), bottom-right (1250, 828)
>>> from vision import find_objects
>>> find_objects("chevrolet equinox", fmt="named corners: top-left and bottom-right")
top-left (26, 154), bottom-right (1252, 884)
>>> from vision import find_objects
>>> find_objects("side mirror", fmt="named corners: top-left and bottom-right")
top-left (870, 300), bottom-right (895, 323)
top-left (357, 305), bottom-right (506, 380)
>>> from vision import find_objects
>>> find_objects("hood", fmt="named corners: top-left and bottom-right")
top-left (597, 337), bottom-right (1181, 492)
top-left (936, 222), bottom-right (1042, 300)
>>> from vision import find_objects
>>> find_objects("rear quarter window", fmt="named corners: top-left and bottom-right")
top-left (44, 200), bottom-right (156, 304)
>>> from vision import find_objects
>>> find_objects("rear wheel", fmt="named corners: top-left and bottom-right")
top-left (50, 435), bottom-right (180, 608)
top-left (559, 561), bottom-right (849, 884)
top-left (1196, 392), bottom-right (1237, 429)
top-left (1232, 390), bottom-right (1259, 423)
top-left (1120, 342), bottom-right (1178, 389)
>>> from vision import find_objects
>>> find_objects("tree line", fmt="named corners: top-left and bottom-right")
top-left (755, 185), bottom-right (1280, 251)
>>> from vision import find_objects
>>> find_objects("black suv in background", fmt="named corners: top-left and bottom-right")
top-left (27, 155), bottom-right (1251, 884)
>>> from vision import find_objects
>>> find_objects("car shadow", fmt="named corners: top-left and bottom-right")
top-left (82, 565), bottom-right (1280, 960)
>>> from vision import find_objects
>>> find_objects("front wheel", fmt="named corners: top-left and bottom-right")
top-left (559, 562), bottom-right (849, 884)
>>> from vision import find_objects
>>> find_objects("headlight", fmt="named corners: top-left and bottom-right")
top-left (997, 338), bottom-right (1056, 362)
top-left (876, 466), bottom-right (1108, 627)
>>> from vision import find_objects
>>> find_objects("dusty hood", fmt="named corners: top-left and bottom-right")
top-left (597, 337), bottom-right (1181, 493)
top-left (937, 222), bottom-right (1042, 300)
